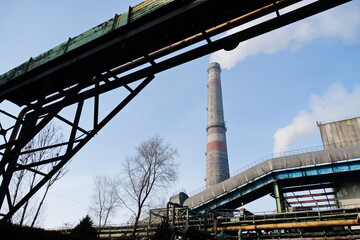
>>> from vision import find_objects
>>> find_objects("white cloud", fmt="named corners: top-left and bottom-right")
top-left (210, 2), bottom-right (360, 69)
top-left (273, 83), bottom-right (360, 153)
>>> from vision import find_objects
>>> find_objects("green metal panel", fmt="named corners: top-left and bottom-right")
top-left (0, 0), bottom-right (175, 88)
top-left (117, 11), bottom-right (130, 28)
top-left (67, 19), bottom-right (114, 52)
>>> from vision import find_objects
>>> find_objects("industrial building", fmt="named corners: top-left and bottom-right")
top-left (164, 64), bottom-right (360, 239)
top-left (166, 116), bottom-right (360, 239)
top-left (0, 0), bottom-right (358, 239)
top-left (168, 64), bottom-right (360, 238)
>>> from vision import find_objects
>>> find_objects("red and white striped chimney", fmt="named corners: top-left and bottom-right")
top-left (206, 62), bottom-right (230, 188)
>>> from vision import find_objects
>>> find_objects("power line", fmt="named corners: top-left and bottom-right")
top-left (48, 192), bottom-right (88, 206)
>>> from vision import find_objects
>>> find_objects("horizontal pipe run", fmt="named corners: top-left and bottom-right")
top-left (216, 213), bottom-right (360, 231)
top-left (107, 0), bottom-right (301, 77)
top-left (38, 0), bottom-right (351, 117)
top-left (257, 237), bottom-right (360, 240)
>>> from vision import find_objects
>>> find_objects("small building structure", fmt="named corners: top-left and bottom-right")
top-left (318, 117), bottom-right (360, 149)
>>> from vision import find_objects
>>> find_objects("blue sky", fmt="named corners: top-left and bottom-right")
top-left (0, 0), bottom-right (359, 228)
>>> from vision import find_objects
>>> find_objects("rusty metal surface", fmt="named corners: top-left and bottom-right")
top-left (130, 0), bottom-right (173, 22)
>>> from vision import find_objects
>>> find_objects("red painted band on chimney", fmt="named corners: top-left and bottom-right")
top-left (208, 78), bottom-right (221, 87)
top-left (207, 141), bottom-right (227, 151)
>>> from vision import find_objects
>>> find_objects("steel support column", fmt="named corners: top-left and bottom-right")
top-left (273, 181), bottom-right (285, 213)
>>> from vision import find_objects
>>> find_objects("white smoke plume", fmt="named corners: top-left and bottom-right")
top-left (273, 83), bottom-right (360, 153)
top-left (210, 2), bottom-right (360, 69)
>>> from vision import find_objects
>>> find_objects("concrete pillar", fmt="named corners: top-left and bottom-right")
top-left (206, 62), bottom-right (230, 188)
top-left (336, 181), bottom-right (360, 208)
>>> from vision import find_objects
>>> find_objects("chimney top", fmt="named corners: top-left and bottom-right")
top-left (208, 62), bottom-right (221, 73)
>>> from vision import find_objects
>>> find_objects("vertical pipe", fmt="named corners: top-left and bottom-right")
top-left (238, 229), bottom-right (243, 240)
top-left (206, 62), bottom-right (230, 188)
top-left (186, 208), bottom-right (189, 228)
top-left (204, 210), bottom-right (208, 232)
top-left (148, 210), bottom-right (152, 238)
top-left (213, 209), bottom-right (218, 235)
top-left (172, 204), bottom-right (176, 228)
top-left (274, 182), bottom-right (284, 213)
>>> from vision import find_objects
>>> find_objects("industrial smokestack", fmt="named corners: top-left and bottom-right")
top-left (206, 62), bottom-right (230, 188)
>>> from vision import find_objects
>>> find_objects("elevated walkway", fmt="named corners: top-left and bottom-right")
top-left (182, 144), bottom-right (360, 212)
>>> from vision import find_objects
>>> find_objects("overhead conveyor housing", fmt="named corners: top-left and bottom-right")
top-left (182, 144), bottom-right (360, 212)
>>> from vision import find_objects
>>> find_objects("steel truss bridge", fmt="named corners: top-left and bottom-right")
top-left (0, 0), bottom-right (354, 221)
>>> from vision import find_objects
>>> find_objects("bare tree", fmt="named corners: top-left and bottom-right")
top-left (9, 123), bottom-right (67, 226)
top-left (30, 159), bottom-right (68, 227)
top-left (115, 135), bottom-right (178, 238)
top-left (90, 175), bottom-right (120, 229)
